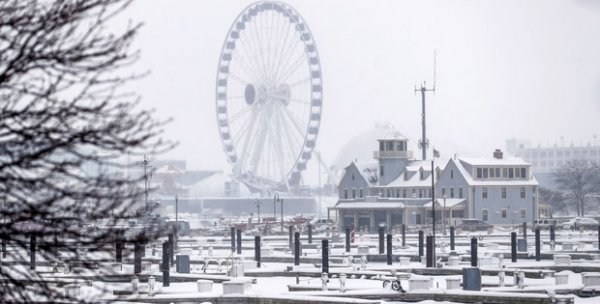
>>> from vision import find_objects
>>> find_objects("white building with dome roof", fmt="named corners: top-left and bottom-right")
top-left (332, 132), bottom-right (541, 232)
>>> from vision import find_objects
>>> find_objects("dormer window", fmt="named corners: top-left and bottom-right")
top-left (419, 168), bottom-right (424, 180)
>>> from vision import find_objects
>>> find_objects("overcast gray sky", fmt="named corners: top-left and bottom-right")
top-left (121, 0), bottom-right (600, 185)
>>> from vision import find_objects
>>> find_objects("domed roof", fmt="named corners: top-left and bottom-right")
top-left (332, 124), bottom-right (415, 171)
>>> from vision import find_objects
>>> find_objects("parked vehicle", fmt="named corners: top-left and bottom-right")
top-left (458, 218), bottom-right (493, 232)
top-left (533, 219), bottom-right (557, 230)
top-left (560, 217), bottom-right (599, 231)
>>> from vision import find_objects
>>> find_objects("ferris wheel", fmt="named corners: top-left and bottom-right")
top-left (215, 1), bottom-right (323, 192)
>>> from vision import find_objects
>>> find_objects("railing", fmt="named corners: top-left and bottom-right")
top-left (373, 150), bottom-right (413, 159)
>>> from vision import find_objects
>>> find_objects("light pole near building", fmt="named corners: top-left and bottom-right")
top-left (280, 198), bottom-right (284, 231)
top-left (175, 194), bottom-right (178, 251)
top-left (443, 194), bottom-right (447, 236)
top-left (256, 198), bottom-right (261, 224)
top-left (430, 160), bottom-right (436, 266)
top-left (273, 192), bottom-right (279, 221)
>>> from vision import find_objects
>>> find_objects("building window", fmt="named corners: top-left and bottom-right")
top-left (450, 187), bottom-right (454, 198)
top-left (515, 168), bottom-right (521, 178)
top-left (352, 189), bottom-right (356, 199)
top-left (521, 168), bottom-right (526, 179)
top-left (412, 188), bottom-right (416, 197)
top-left (459, 188), bottom-right (463, 199)
top-left (501, 209), bottom-right (507, 218)
top-left (380, 165), bottom-right (384, 176)
top-left (482, 187), bottom-right (488, 199)
top-left (501, 187), bottom-right (507, 199)
top-left (387, 189), bottom-right (391, 197)
top-left (477, 168), bottom-right (482, 178)
top-left (420, 169), bottom-right (424, 180)
top-left (508, 168), bottom-right (514, 178)
top-left (451, 169), bottom-right (454, 179)
top-left (379, 141), bottom-right (385, 151)
top-left (403, 189), bottom-right (407, 198)
top-left (428, 189), bottom-right (432, 198)
top-left (359, 189), bottom-right (363, 198)
top-left (396, 189), bottom-right (400, 198)
top-left (520, 209), bottom-right (526, 219)
top-left (502, 168), bottom-right (508, 178)
top-left (344, 189), bottom-right (348, 199)
top-left (352, 174), bottom-right (355, 181)
top-left (386, 141), bottom-right (394, 151)
top-left (441, 187), bottom-right (446, 197)
top-left (418, 188), bottom-right (423, 198)
top-left (482, 209), bottom-right (489, 222)
top-left (396, 141), bottom-right (405, 151)
top-left (490, 168), bottom-right (495, 178)
top-left (483, 168), bottom-right (488, 178)
top-left (495, 168), bottom-right (500, 178)
top-left (520, 187), bottom-right (526, 198)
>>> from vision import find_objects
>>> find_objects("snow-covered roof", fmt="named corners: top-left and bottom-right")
top-left (384, 159), bottom-right (448, 187)
top-left (377, 129), bottom-right (408, 141)
top-left (354, 161), bottom-right (378, 185)
top-left (451, 158), bottom-right (539, 186)
top-left (334, 202), bottom-right (405, 209)
top-left (460, 157), bottom-right (530, 166)
top-left (423, 198), bottom-right (467, 208)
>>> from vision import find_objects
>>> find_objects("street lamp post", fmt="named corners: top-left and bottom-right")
top-left (256, 199), bottom-right (260, 224)
top-left (431, 160), bottom-right (436, 266)
top-left (443, 194), bottom-right (447, 236)
top-left (175, 194), bottom-right (178, 252)
top-left (280, 198), bottom-right (284, 231)
top-left (273, 193), bottom-right (279, 224)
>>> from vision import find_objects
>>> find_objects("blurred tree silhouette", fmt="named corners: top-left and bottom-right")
top-left (0, 0), bottom-right (171, 302)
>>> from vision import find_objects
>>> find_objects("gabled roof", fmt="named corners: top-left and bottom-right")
top-left (343, 161), bottom-right (378, 186)
top-left (460, 157), bottom-right (530, 166)
top-left (383, 159), bottom-right (448, 188)
top-left (424, 198), bottom-right (467, 208)
top-left (451, 157), bottom-right (539, 186)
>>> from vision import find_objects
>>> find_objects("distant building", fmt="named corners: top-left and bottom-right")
top-left (332, 131), bottom-right (540, 231)
top-left (506, 139), bottom-right (600, 173)
top-left (506, 139), bottom-right (600, 192)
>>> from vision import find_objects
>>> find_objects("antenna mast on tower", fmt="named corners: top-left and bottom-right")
top-left (415, 50), bottom-right (437, 160)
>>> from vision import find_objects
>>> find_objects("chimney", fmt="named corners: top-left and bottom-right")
top-left (493, 149), bottom-right (503, 159)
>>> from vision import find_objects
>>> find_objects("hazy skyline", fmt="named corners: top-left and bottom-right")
top-left (120, 0), bottom-right (600, 185)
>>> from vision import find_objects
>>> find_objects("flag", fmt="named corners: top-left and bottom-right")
top-left (433, 148), bottom-right (440, 158)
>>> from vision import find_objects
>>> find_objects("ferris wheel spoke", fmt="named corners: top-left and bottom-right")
top-left (276, 106), bottom-right (305, 170)
top-left (265, 10), bottom-right (277, 84)
top-left (231, 51), bottom-right (263, 85)
top-left (237, 109), bottom-right (259, 171)
top-left (240, 16), bottom-right (266, 84)
top-left (253, 10), bottom-right (270, 84)
top-left (288, 77), bottom-right (311, 87)
top-left (278, 52), bottom-right (309, 85)
top-left (268, 12), bottom-right (286, 84)
top-left (272, 38), bottom-right (301, 83)
top-left (273, 108), bottom-right (293, 181)
top-left (228, 72), bottom-right (253, 86)
top-left (248, 111), bottom-right (269, 176)
top-left (281, 105), bottom-right (309, 140)
top-left (229, 106), bottom-right (252, 124)
top-left (270, 17), bottom-right (294, 85)
top-left (271, 22), bottom-right (299, 82)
